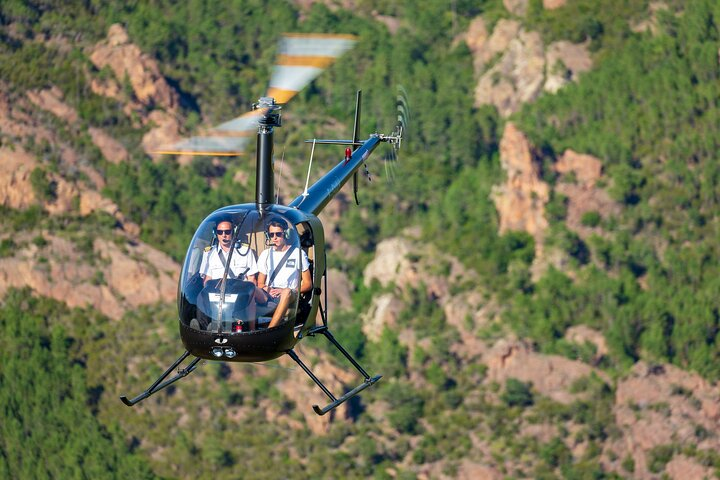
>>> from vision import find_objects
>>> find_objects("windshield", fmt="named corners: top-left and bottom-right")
top-left (178, 208), bottom-right (305, 333)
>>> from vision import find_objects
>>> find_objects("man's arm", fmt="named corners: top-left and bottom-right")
top-left (300, 268), bottom-right (312, 294)
top-left (257, 272), bottom-right (268, 291)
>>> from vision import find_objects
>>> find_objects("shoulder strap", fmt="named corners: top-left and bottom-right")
top-left (217, 248), bottom-right (251, 280)
top-left (268, 246), bottom-right (295, 286)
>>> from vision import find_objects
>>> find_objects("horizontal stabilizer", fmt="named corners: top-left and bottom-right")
top-left (303, 139), bottom-right (365, 146)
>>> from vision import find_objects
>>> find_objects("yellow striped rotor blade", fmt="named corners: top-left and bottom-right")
top-left (267, 33), bottom-right (357, 104)
top-left (152, 136), bottom-right (251, 156)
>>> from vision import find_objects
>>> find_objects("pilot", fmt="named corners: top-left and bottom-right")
top-left (257, 219), bottom-right (311, 328)
top-left (200, 218), bottom-right (258, 286)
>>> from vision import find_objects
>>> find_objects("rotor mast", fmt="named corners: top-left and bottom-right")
top-left (255, 97), bottom-right (281, 212)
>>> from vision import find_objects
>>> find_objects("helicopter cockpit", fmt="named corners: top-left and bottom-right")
top-left (178, 207), bottom-right (310, 335)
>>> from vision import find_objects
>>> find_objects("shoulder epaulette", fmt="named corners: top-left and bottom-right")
top-left (204, 246), bottom-right (212, 252)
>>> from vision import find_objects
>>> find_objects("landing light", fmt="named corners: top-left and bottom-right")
top-left (224, 348), bottom-right (237, 359)
top-left (211, 347), bottom-right (224, 358)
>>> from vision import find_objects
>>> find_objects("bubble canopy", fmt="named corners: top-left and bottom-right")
top-left (178, 207), bottom-right (307, 335)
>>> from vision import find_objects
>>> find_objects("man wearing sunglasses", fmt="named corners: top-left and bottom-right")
top-left (257, 219), bottom-right (311, 328)
top-left (199, 219), bottom-right (258, 286)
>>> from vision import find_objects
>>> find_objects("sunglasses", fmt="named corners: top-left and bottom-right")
top-left (216, 229), bottom-right (233, 235)
top-left (268, 231), bottom-right (285, 238)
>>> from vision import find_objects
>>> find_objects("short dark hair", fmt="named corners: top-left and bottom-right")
top-left (214, 215), bottom-right (233, 230)
top-left (266, 218), bottom-right (287, 232)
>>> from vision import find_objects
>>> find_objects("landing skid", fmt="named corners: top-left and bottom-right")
top-left (287, 326), bottom-right (382, 416)
top-left (120, 351), bottom-right (201, 407)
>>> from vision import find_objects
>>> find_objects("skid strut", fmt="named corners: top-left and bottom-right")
top-left (287, 326), bottom-right (381, 416)
top-left (120, 351), bottom-right (201, 407)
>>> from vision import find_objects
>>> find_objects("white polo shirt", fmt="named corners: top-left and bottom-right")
top-left (199, 244), bottom-right (258, 280)
top-left (258, 246), bottom-right (309, 290)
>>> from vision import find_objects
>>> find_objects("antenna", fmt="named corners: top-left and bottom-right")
top-left (352, 90), bottom-right (362, 205)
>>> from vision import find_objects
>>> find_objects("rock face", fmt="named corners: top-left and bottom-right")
top-left (503, 0), bottom-right (529, 16)
top-left (363, 237), bottom-right (415, 288)
top-left (1, 86), bottom-right (60, 146)
top-left (467, 18), bottom-right (592, 116)
top-left (0, 147), bottom-right (40, 209)
top-left (0, 144), bottom-right (139, 235)
top-left (543, 0), bottom-right (567, 9)
top-left (89, 24), bottom-right (182, 155)
top-left (491, 125), bottom-right (619, 260)
top-left (26, 86), bottom-right (130, 164)
top-left (544, 40), bottom-right (593, 93)
top-left (553, 149), bottom-right (620, 239)
top-left (89, 24), bottom-right (178, 110)
top-left (0, 233), bottom-right (177, 320)
top-left (484, 339), bottom-right (603, 404)
top-left (361, 293), bottom-right (404, 341)
top-left (603, 361), bottom-right (720, 478)
top-left (564, 325), bottom-right (608, 363)
top-left (26, 86), bottom-right (79, 124)
top-left (475, 28), bottom-right (546, 117)
top-left (491, 123), bottom-right (550, 248)
top-left (272, 344), bottom-right (359, 434)
top-left (88, 127), bottom-right (129, 164)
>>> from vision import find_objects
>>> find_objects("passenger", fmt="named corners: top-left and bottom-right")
top-left (200, 219), bottom-right (258, 286)
top-left (257, 219), bottom-right (311, 328)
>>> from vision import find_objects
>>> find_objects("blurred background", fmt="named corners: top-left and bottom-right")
top-left (1, 0), bottom-right (719, 478)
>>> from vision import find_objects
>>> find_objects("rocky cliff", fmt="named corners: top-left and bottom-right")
top-left (0, 24), bottom-right (186, 317)
top-left (464, 16), bottom-right (592, 117)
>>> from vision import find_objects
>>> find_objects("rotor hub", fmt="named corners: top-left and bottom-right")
top-left (254, 97), bottom-right (282, 127)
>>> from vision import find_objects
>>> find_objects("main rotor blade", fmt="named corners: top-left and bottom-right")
top-left (211, 108), bottom-right (267, 135)
top-left (153, 109), bottom-right (266, 156)
top-left (267, 33), bottom-right (357, 104)
top-left (152, 33), bottom-right (357, 157)
top-left (152, 136), bottom-right (251, 156)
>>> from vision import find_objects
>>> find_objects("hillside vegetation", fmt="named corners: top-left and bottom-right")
top-left (1, 0), bottom-right (720, 479)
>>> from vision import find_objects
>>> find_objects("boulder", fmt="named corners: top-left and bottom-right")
top-left (665, 455), bottom-right (715, 480)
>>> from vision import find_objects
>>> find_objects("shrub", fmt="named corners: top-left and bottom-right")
top-left (580, 210), bottom-right (602, 227)
top-left (501, 378), bottom-right (534, 407)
